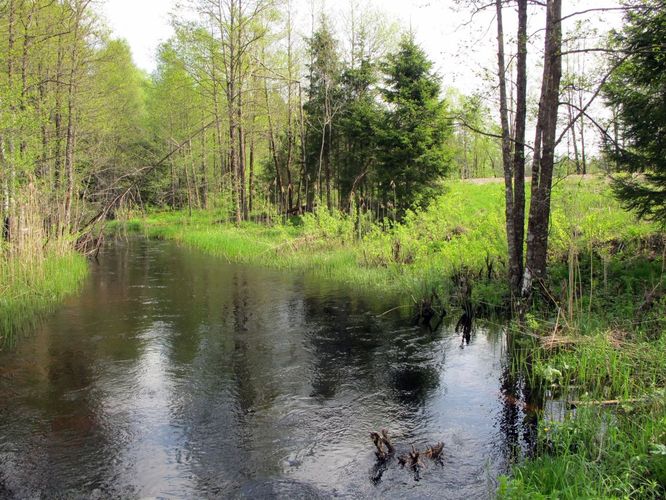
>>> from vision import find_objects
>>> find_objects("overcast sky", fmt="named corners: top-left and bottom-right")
top-left (102, 0), bottom-right (623, 95)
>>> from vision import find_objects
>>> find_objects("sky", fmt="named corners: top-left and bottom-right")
top-left (101, 0), bottom-right (513, 91)
top-left (102, 0), bottom-right (178, 72)
top-left (102, 0), bottom-right (624, 96)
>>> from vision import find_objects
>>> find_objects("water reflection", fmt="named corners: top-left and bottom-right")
top-left (0, 237), bottom-right (534, 498)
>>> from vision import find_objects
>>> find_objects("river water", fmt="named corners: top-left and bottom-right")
top-left (0, 238), bottom-right (534, 498)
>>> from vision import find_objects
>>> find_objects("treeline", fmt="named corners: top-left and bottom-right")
top-left (0, 0), bottom-right (502, 254)
top-left (0, 0), bottom-right (147, 253)
top-left (145, 1), bottom-right (501, 223)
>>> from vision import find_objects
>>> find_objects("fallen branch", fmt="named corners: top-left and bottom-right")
top-left (398, 445), bottom-right (425, 470)
top-left (423, 442), bottom-right (444, 460)
top-left (569, 398), bottom-right (642, 409)
top-left (370, 429), bottom-right (395, 460)
top-left (370, 428), bottom-right (444, 478)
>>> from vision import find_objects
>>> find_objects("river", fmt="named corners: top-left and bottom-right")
top-left (0, 237), bottom-right (534, 498)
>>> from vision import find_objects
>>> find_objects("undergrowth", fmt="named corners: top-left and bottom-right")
top-left (116, 177), bottom-right (659, 309)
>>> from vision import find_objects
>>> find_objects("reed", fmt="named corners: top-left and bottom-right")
top-left (0, 251), bottom-right (88, 347)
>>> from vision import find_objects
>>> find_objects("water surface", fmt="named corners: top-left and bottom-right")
top-left (0, 238), bottom-right (533, 498)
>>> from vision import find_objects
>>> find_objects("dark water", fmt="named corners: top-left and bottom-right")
top-left (0, 238), bottom-right (534, 499)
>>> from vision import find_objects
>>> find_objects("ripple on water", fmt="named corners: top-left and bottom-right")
top-left (0, 238), bottom-right (535, 498)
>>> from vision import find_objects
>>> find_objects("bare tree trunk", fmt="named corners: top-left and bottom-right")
top-left (495, 0), bottom-right (518, 298)
top-left (3, 0), bottom-right (17, 243)
top-left (264, 76), bottom-right (284, 210)
top-left (64, 67), bottom-right (77, 232)
top-left (238, 100), bottom-right (247, 220)
top-left (568, 93), bottom-right (581, 173)
top-left (578, 90), bottom-right (587, 174)
top-left (184, 149), bottom-right (193, 215)
top-left (223, 0), bottom-right (241, 224)
top-left (201, 110), bottom-right (209, 208)
top-left (325, 98), bottom-right (332, 211)
top-left (511, 0), bottom-right (528, 296)
top-left (188, 139), bottom-right (201, 208)
top-left (237, 0), bottom-right (247, 221)
top-left (54, 37), bottom-right (64, 194)
top-left (298, 84), bottom-right (308, 212)
top-left (285, 7), bottom-right (295, 212)
top-left (249, 134), bottom-right (254, 213)
top-left (523, 0), bottom-right (563, 295)
top-left (1, 135), bottom-right (10, 242)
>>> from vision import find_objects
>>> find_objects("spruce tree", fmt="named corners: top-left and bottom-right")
top-left (604, 0), bottom-right (666, 222)
top-left (379, 35), bottom-right (451, 218)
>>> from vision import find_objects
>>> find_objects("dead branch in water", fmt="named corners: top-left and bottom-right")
top-left (423, 442), bottom-right (444, 460)
top-left (370, 429), bottom-right (395, 460)
top-left (568, 397), bottom-right (643, 409)
top-left (398, 444), bottom-right (425, 470)
top-left (370, 428), bottom-right (444, 481)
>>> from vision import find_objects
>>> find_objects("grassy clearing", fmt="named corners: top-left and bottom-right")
top-left (119, 176), bottom-right (665, 498)
top-left (0, 251), bottom-right (88, 347)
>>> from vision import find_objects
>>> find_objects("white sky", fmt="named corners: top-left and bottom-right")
top-left (102, 0), bottom-right (624, 95)
top-left (102, 0), bottom-right (179, 72)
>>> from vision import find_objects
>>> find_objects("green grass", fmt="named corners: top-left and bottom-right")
top-left (499, 404), bottom-right (666, 499)
top-left (0, 251), bottom-right (88, 347)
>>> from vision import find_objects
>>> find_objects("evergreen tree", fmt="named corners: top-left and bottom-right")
top-left (379, 35), bottom-right (451, 218)
top-left (604, 0), bottom-right (666, 222)
top-left (337, 59), bottom-right (382, 210)
top-left (304, 18), bottom-right (341, 211)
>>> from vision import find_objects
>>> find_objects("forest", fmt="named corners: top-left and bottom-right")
top-left (0, 0), bottom-right (665, 498)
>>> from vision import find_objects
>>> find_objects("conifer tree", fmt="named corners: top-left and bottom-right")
top-left (379, 35), bottom-right (451, 218)
top-left (605, 0), bottom-right (666, 222)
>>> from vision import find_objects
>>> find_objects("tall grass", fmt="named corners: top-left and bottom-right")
top-left (501, 241), bottom-right (665, 497)
top-left (0, 251), bottom-right (88, 347)
top-left (499, 401), bottom-right (666, 498)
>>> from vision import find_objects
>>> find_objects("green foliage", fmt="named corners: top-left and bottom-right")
top-left (120, 177), bottom-right (659, 312)
top-left (447, 91), bottom-right (502, 179)
top-left (604, 0), bottom-right (666, 222)
top-left (337, 59), bottom-right (384, 206)
top-left (303, 17), bottom-right (341, 209)
top-left (379, 36), bottom-right (453, 216)
top-left (500, 404), bottom-right (666, 499)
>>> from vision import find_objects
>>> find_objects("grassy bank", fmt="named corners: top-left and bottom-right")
top-left (0, 251), bottom-right (88, 347)
top-left (501, 265), bottom-right (666, 497)
top-left (119, 176), bottom-right (665, 498)
top-left (116, 177), bottom-right (659, 307)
